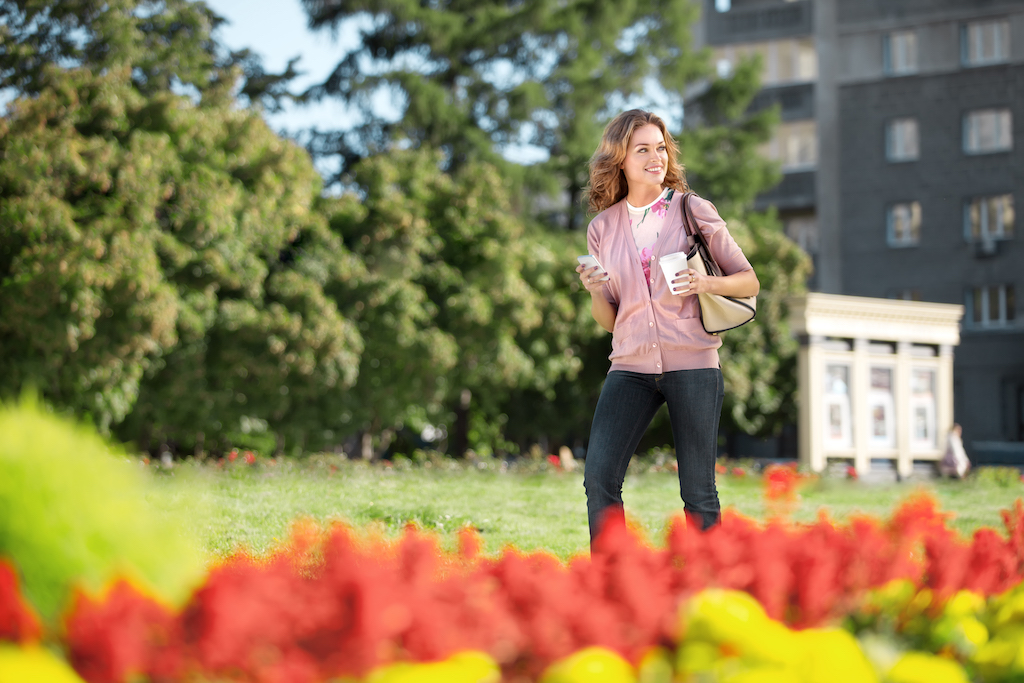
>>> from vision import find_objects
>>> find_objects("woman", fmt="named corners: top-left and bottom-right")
top-left (575, 110), bottom-right (759, 544)
top-left (939, 423), bottom-right (970, 479)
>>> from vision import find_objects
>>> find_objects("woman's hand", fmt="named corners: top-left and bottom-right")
top-left (671, 267), bottom-right (759, 298)
top-left (576, 264), bottom-right (608, 294)
top-left (670, 268), bottom-right (701, 296)
top-left (576, 263), bottom-right (615, 332)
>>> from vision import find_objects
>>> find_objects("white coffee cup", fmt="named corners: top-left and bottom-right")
top-left (659, 251), bottom-right (690, 295)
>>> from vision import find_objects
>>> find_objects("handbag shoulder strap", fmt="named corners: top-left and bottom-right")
top-left (679, 192), bottom-right (723, 277)
top-left (679, 191), bottom-right (695, 238)
top-left (679, 192), bottom-right (703, 245)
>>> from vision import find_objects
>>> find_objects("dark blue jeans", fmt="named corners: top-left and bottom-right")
top-left (583, 368), bottom-right (725, 543)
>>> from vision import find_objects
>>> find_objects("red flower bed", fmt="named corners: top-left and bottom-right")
top-left (3, 495), bottom-right (1009, 683)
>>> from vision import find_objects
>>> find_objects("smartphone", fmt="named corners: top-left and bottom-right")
top-left (576, 255), bottom-right (610, 282)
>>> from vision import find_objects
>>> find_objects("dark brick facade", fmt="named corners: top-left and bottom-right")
top-left (838, 59), bottom-right (1024, 449)
top-left (706, 0), bottom-right (1024, 451)
top-left (838, 0), bottom-right (1017, 25)
top-left (838, 64), bottom-right (1024, 302)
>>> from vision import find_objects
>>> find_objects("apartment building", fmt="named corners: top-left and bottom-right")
top-left (701, 0), bottom-right (1024, 461)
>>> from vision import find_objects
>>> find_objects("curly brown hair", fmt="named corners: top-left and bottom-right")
top-left (584, 110), bottom-right (689, 215)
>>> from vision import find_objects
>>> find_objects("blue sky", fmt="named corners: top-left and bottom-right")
top-left (205, 0), bottom-right (363, 134)
top-left (204, 0), bottom-right (550, 164)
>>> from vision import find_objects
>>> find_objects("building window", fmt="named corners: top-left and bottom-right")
top-left (967, 284), bottom-right (1016, 328)
top-left (963, 109), bottom-right (1012, 154)
top-left (886, 118), bottom-right (919, 161)
top-left (887, 202), bottom-right (921, 247)
top-left (869, 366), bottom-right (896, 450)
top-left (884, 31), bottom-right (918, 75)
top-left (760, 120), bottom-right (817, 172)
top-left (965, 194), bottom-right (1014, 243)
top-left (714, 38), bottom-right (817, 87)
top-left (824, 364), bottom-right (852, 450)
top-left (910, 368), bottom-right (937, 451)
top-left (962, 19), bottom-right (1010, 67)
top-left (784, 215), bottom-right (819, 255)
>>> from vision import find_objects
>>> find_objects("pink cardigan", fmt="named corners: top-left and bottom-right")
top-left (587, 192), bottom-right (753, 374)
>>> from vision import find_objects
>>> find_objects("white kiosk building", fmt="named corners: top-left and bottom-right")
top-left (789, 294), bottom-right (964, 478)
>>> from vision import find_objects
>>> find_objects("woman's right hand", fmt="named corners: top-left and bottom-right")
top-left (576, 264), bottom-right (608, 293)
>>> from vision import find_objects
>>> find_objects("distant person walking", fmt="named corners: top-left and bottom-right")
top-left (575, 110), bottom-right (760, 544)
top-left (939, 423), bottom-right (971, 479)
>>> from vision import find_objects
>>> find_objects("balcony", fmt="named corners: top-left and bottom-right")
top-left (755, 170), bottom-right (816, 212)
top-left (706, 0), bottom-right (813, 46)
top-left (749, 82), bottom-right (815, 121)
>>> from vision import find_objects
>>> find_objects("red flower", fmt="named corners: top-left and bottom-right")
top-left (0, 560), bottom-right (41, 644)
top-left (227, 449), bottom-right (238, 462)
top-left (547, 455), bottom-right (562, 470)
top-left (715, 463), bottom-right (727, 475)
top-left (846, 465), bottom-right (858, 480)
top-left (65, 580), bottom-right (182, 683)
top-left (763, 464), bottom-right (803, 503)
top-left (244, 451), bottom-right (256, 465)
top-left (731, 467), bottom-right (746, 477)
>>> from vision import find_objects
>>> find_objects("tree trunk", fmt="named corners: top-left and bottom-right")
top-left (361, 431), bottom-right (374, 461)
top-left (375, 428), bottom-right (395, 460)
top-left (451, 388), bottom-right (472, 458)
top-left (567, 186), bottom-right (581, 231)
top-left (138, 422), bottom-right (152, 457)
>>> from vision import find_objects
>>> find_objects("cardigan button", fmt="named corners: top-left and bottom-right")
top-left (649, 321), bottom-right (654, 327)
top-left (652, 343), bottom-right (657, 348)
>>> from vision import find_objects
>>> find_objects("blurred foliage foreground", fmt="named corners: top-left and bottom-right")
top-left (5, 402), bottom-right (1024, 682)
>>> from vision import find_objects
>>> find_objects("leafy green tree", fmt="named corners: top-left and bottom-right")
top-left (0, 0), bottom-right (219, 95)
top-left (0, 67), bottom-right (184, 431)
top-left (320, 151), bottom-right (460, 458)
top-left (498, 231), bottom-right (609, 453)
top-left (301, 0), bottom-right (704, 226)
top-left (0, 65), bottom-right (362, 449)
top-left (715, 211), bottom-right (809, 439)
top-left (322, 147), bottom-right (593, 457)
top-left (1, 0), bottom-right (352, 451)
top-left (111, 72), bottom-right (364, 454)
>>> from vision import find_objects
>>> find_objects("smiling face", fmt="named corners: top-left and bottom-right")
top-left (620, 124), bottom-right (668, 195)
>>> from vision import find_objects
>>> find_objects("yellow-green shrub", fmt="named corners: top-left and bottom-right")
top-left (0, 397), bottom-right (203, 622)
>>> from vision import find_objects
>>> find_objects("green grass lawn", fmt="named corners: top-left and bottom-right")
top-left (151, 456), bottom-right (1024, 562)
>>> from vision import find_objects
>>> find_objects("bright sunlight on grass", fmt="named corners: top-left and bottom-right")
top-left (149, 454), bottom-right (1024, 562)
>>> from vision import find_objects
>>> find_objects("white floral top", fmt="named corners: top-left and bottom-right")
top-left (626, 188), bottom-right (673, 287)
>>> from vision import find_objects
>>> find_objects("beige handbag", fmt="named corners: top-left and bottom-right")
top-left (680, 193), bottom-right (756, 335)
